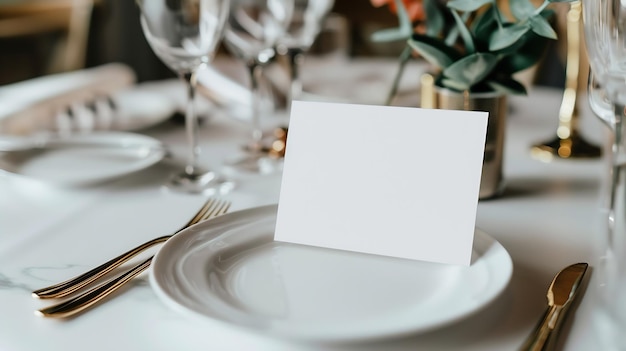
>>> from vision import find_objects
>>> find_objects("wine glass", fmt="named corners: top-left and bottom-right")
top-left (581, 0), bottom-right (626, 347)
top-left (137, 0), bottom-right (234, 194)
top-left (276, 0), bottom-right (335, 106)
top-left (222, 0), bottom-right (293, 174)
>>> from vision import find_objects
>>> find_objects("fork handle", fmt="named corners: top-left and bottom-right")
top-left (32, 236), bottom-right (170, 299)
top-left (36, 257), bottom-right (153, 318)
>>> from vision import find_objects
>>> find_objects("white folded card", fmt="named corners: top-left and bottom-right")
top-left (275, 101), bottom-right (488, 266)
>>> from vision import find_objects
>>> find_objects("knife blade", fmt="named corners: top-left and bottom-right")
top-left (519, 262), bottom-right (589, 351)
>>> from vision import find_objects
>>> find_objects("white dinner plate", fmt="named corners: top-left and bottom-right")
top-left (151, 205), bottom-right (513, 342)
top-left (0, 132), bottom-right (165, 186)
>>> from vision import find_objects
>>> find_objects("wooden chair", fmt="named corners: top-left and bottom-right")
top-left (0, 0), bottom-right (94, 83)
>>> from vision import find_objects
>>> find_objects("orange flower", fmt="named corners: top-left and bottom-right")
top-left (371, 0), bottom-right (425, 22)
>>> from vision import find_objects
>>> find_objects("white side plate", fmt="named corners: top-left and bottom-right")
top-left (151, 205), bottom-right (513, 343)
top-left (0, 132), bottom-right (165, 186)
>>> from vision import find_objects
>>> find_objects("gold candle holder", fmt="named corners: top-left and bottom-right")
top-left (531, 0), bottom-right (601, 161)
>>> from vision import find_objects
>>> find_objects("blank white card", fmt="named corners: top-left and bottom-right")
top-left (274, 101), bottom-right (488, 266)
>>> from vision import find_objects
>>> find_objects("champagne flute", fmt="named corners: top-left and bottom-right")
top-left (276, 0), bottom-right (334, 106)
top-left (137, 0), bottom-right (234, 194)
top-left (222, 0), bottom-right (294, 174)
top-left (581, 0), bottom-right (626, 347)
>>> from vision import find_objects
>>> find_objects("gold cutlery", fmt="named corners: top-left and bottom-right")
top-left (32, 198), bottom-right (230, 300)
top-left (34, 198), bottom-right (231, 318)
top-left (519, 262), bottom-right (588, 351)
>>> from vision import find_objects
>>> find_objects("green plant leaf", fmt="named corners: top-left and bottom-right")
top-left (442, 53), bottom-right (498, 89)
top-left (371, 0), bottom-right (414, 42)
top-left (539, 8), bottom-right (556, 19)
top-left (487, 78), bottom-right (528, 94)
top-left (451, 9), bottom-right (476, 54)
top-left (441, 78), bottom-right (471, 91)
top-left (529, 14), bottom-right (557, 39)
top-left (496, 53), bottom-right (538, 73)
top-left (509, 0), bottom-right (536, 20)
top-left (423, 0), bottom-right (445, 37)
top-left (408, 34), bottom-right (464, 69)
top-left (445, 11), bottom-right (472, 47)
top-left (371, 28), bottom-right (411, 42)
top-left (471, 5), bottom-right (496, 34)
top-left (447, 0), bottom-right (492, 12)
top-left (471, 6), bottom-right (498, 49)
top-left (488, 8), bottom-right (554, 55)
top-left (489, 24), bottom-right (531, 51)
top-left (496, 31), bottom-right (550, 73)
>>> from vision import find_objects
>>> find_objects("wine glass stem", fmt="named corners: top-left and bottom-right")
top-left (601, 104), bottom-right (626, 322)
top-left (288, 48), bottom-right (304, 108)
top-left (247, 62), bottom-right (264, 153)
top-left (609, 104), bottom-right (626, 223)
top-left (183, 72), bottom-right (201, 175)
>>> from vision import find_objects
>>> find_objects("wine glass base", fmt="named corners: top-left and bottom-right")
top-left (166, 169), bottom-right (235, 195)
top-left (530, 134), bottom-right (602, 162)
top-left (225, 153), bottom-right (283, 175)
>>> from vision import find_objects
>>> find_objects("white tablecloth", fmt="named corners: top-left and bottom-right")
top-left (0, 57), bottom-right (611, 350)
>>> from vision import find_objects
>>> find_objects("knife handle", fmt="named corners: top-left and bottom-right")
top-left (519, 305), bottom-right (567, 351)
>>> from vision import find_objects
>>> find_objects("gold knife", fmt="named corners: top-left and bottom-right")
top-left (519, 262), bottom-right (589, 351)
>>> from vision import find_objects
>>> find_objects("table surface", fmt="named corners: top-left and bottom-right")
top-left (0, 57), bottom-right (612, 350)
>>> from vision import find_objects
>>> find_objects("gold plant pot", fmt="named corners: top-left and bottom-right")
top-left (423, 83), bottom-right (507, 200)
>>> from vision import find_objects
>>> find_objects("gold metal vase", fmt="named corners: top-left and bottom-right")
top-left (422, 77), bottom-right (507, 200)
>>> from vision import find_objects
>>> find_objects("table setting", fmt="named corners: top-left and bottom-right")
top-left (1, 0), bottom-right (625, 350)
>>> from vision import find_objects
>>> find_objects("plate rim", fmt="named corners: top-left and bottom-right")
top-left (150, 204), bottom-right (513, 342)
top-left (0, 131), bottom-right (165, 186)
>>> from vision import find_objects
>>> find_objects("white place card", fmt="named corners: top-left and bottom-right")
top-left (274, 101), bottom-right (488, 266)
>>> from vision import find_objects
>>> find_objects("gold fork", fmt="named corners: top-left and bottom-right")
top-left (32, 198), bottom-right (231, 300)
top-left (35, 198), bottom-right (231, 318)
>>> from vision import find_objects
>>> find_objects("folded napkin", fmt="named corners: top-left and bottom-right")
top-left (0, 61), bottom-right (265, 136)
top-left (0, 64), bottom-right (137, 135)
top-left (197, 64), bottom-right (252, 108)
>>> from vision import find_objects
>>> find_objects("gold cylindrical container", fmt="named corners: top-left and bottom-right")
top-left (428, 87), bottom-right (507, 199)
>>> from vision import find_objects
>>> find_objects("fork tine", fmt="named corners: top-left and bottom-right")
top-left (199, 200), bottom-right (231, 222)
top-left (187, 198), bottom-right (229, 226)
top-left (216, 201), bottom-right (232, 216)
top-left (185, 198), bottom-right (217, 227)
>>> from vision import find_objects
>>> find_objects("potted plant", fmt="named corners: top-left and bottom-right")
top-left (372, 0), bottom-right (575, 96)
top-left (371, 0), bottom-right (575, 199)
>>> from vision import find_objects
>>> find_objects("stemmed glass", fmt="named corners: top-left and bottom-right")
top-left (581, 0), bottom-right (626, 347)
top-left (222, 0), bottom-right (293, 174)
top-left (137, 0), bottom-right (233, 194)
top-left (276, 0), bottom-right (334, 106)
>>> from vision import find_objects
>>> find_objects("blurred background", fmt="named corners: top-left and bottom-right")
top-left (0, 0), bottom-right (565, 87)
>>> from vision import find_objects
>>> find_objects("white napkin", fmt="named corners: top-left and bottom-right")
top-left (0, 61), bottom-right (264, 136)
top-left (197, 64), bottom-right (252, 108)
top-left (0, 63), bottom-right (137, 135)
